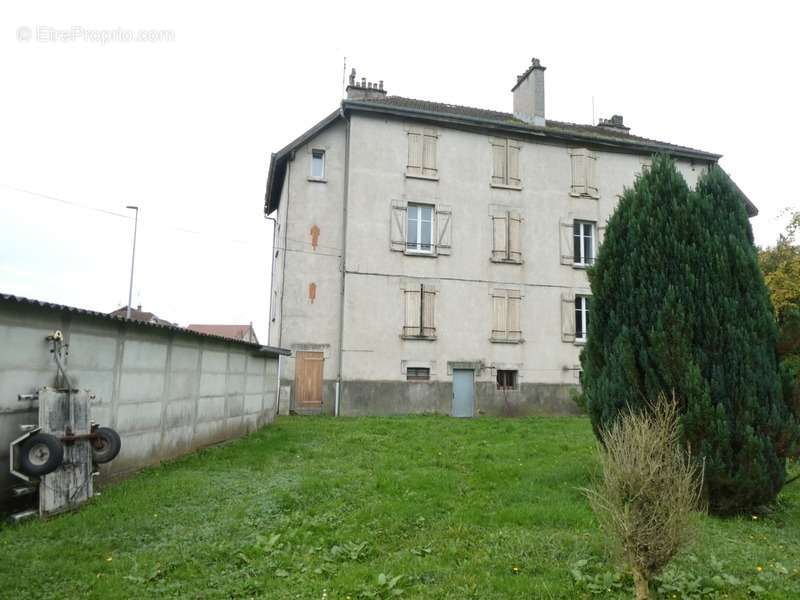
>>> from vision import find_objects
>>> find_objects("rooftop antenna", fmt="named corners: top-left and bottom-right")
top-left (592, 96), bottom-right (596, 126)
top-left (342, 56), bottom-right (347, 98)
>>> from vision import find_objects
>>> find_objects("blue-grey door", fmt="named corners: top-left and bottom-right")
top-left (452, 369), bottom-right (475, 418)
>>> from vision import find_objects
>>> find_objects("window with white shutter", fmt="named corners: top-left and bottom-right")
top-left (390, 201), bottom-right (452, 256)
top-left (490, 289), bottom-right (522, 343)
top-left (570, 148), bottom-right (599, 198)
top-left (491, 210), bottom-right (523, 263)
top-left (575, 295), bottom-right (590, 342)
top-left (573, 220), bottom-right (595, 266)
top-left (407, 128), bottom-right (438, 179)
top-left (402, 284), bottom-right (436, 339)
top-left (561, 290), bottom-right (576, 342)
top-left (490, 138), bottom-right (522, 189)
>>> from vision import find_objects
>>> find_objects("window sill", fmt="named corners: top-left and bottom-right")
top-left (404, 250), bottom-right (438, 258)
top-left (569, 192), bottom-right (600, 199)
top-left (307, 177), bottom-right (328, 184)
top-left (490, 338), bottom-right (524, 344)
top-left (490, 183), bottom-right (522, 191)
top-left (574, 338), bottom-right (587, 346)
top-left (405, 172), bottom-right (439, 182)
top-left (496, 387), bottom-right (521, 392)
top-left (490, 257), bottom-right (524, 265)
top-left (572, 263), bottom-right (592, 270)
top-left (401, 335), bottom-right (437, 341)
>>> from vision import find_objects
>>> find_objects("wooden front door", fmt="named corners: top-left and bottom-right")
top-left (294, 351), bottom-right (324, 407)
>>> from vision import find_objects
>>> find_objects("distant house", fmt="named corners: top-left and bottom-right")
top-left (109, 305), bottom-right (174, 326)
top-left (186, 324), bottom-right (259, 344)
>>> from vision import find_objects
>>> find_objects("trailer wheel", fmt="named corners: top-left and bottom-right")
top-left (20, 433), bottom-right (64, 476)
top-left (91, 427), bottom-right (121, 464)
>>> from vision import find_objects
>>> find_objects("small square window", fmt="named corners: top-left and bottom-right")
top-left (496, 369), bottom-right (518, 390)
top-left (311, 149), bottom-right (325, 179)
top-left (406, 367), bottom-right (430, 381)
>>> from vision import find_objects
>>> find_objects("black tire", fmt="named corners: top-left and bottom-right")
top-left (92, 427), bottom-right (121, 464)
top-left (19, 433), bottom-right (63, 476)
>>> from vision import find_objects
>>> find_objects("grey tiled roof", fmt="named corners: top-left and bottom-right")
top-left (344, 95), bottom-right (721, 160)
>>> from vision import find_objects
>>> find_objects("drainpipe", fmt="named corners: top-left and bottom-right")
top-left (336, 105), bottom-right (351, 417)
top-left (264, 215), bottom-right (277, 344)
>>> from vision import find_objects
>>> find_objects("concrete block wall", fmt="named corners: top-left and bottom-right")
top-left (0, 298), bottom-right (282, 511)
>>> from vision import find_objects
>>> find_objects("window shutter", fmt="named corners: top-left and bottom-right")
top-left (561, 290), bottom-right (576, 342)
top-left (492, 142), bottom-right (506, 185)
top-left (570, 149), bottom-right (587, 196)
top-left (422, 286), bottom-right (436, 337)
top-left (597, 224), bottom-right (607, 249)
top-left (508, 142), bottom-right (521, 187)
top-left (403, 288), bottom-right (421, 337)
top-left (507, 291), bottom-right (522, 342)
top-left (491, 214), bottom-right (508, 260)
top-left (492, 291), bottom-right (508, 340)
top-left (586, 152), bottom-right (598, 198)
top-left (407, 132), bottom-right (423, 177)
top-left (390, 200), bottom-right (407, 252)
top-left (422, 131), bottom-right (437, 177)
top-left (436, 205), bottom-right (452, 255)
top-left (560, 219), bottom-right (574, 265)
top-left (508, 212), bottom-right (522, 263)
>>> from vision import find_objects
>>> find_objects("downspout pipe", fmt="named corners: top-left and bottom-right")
top-left (336, 104), bottom-right (351, 417)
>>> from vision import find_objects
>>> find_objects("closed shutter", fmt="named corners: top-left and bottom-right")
top-left (561, 290), bottom-right (576, 342)
top-left (436, 205), bottom-right (452, 255)
top-left (492, 291), bottom-right (508, 340)
top-left (407, 132), bottom-right (423, 177)
top-left (422, 130), bottom-right (438, 177)
top-left (508, 212), bottom-right (522, 262)
top-left (492, 141), bottom-right (507, 185)
top-left (492, 214), bottom-right (508, 260)
top-left (403, 288), bottom-right (421, 337)
top-left (422, 286), bottom-right (436, 337)
top-left (507, 290), bottom-right (522, 342)
top-left (390, 200), bottom-right (407, 252)
top-left (560, 219), bottom-right (574, 265)
top-left (586, 152), bottom-right (598, 198)
top-left (508, 142), bottom-right (521, 187)
top-left (570, 149), bottom-right (587, 196)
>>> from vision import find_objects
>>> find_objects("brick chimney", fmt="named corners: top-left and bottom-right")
top-left (512, 58), bottom-right (546, 126)
top-left (346, 69), bottom-right (387, 100)
top-left (598, 114), bottom-right (630, 132)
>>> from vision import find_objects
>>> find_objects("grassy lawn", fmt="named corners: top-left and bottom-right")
top-left (1, 416), bottom-right (799, 599)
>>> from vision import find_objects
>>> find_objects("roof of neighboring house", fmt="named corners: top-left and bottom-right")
top-left (1, 293), bottom-right (289, 356)
top-left (186, 324), bottom-right (259, 344)
top-left (264, 96), bottom-right (757, 217)
top-left (109, 305), bottom-right (174, 326)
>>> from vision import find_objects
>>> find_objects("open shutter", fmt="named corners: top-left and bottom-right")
top-left (570, 149), bottom-right (587, 196)
top-left (597, 223), bottom-right (607, 250)
top-left (508, 142), bottom-right (521, 187)
top-left (403, 288), bottom-right (421, 337)
top-left (507, 290), bottom-right (522, 342)
top-left (508, 212), bottom-right (522, 263)
top-left (422, 286), bottom-right (436, 337)
top-left (390, 200), bottom-right (407, 252)
top-left (560, 219), bottom-right (575, 265)
top-left (561, 290), bottom-right (576, 342)
top-left (491, 291), bottom-right (508, 340)
top-left (407, 132), bottom-right (423, 177)
top-left (491, 214), bottom-right (508, 261)
top-left (422, 130), bottom-right (437, 178)
top-left (586, 151), bottom-right (598, 198)
top-left (492, 141), bottom-right (507, 185)
top-left (435, 205), bottom-right (452, 255)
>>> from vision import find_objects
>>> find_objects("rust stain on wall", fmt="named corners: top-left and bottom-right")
top-left (310, 225), bottom-right (320, 250)
top-left (308, 282), bottom-right (317, 304)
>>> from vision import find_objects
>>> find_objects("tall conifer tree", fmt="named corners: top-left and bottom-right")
top-left (581, 154), bottom-right (798, 513)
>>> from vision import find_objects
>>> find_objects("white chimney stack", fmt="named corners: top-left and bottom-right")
top-left (512, 58), bottom-right (546, 126)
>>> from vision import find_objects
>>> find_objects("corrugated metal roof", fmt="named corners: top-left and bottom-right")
top-left (0, 293), bottom-right (290, 356)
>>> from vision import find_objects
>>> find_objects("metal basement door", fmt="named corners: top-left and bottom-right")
top-left (452, 369), bottom-right (475, 417)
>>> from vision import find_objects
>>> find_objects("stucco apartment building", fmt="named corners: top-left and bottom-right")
top-left (264, 58), bottom-right (756, 417)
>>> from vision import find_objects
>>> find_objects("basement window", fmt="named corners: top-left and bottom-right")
top-left (496, 369), bottom-right (518, 391)
top-left (406, 367), bottom-right (431, 381)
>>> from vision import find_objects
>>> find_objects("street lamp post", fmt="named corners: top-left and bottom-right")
top-left (125, 206), bottom-right (139, 320)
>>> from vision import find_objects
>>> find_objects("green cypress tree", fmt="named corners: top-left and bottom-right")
top-left (581, 154), bottom-right (799, 514)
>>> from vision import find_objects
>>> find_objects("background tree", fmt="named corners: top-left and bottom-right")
top-left (581, 154), bottom-right (799, 513)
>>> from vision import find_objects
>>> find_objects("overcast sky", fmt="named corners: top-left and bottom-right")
top-left (2, 1), bottom-right (798, 342)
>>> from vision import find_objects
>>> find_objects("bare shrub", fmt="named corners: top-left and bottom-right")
top-left (585, 394), bottom-right (705, 600)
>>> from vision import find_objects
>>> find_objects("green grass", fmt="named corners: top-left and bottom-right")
top-left (1, 416), bottom-right (798, 598)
